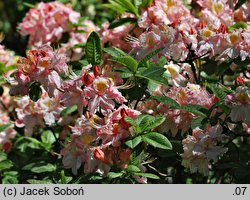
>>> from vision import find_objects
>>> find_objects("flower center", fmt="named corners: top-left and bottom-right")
top-left (93, 77), bottom-right (109, 94)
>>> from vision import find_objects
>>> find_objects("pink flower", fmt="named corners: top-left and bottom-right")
top-left (100, 21), bottom-right (133, 51)
top-left (0, 112), bottom-right (16, 153)
top-left (181, 124), bottom-right (227, 176)
top-left (0, 45), bottom-right (15, 66)
top-left (15, 91), bottom-right (63, 136)
top-left (97, 105), bottom-right (141, 146)
top-left (84, 76), bottom-right (126, 113)
top-left (9, 45), bottom-right (68, 97)
top-left (18, 1), bottom-right (80, 46)
top-left (225, 86), bottom-right (250, 125)
top-left (155, 84), bottom-right (216, 136)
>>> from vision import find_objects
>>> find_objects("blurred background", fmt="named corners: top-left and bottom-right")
top-left (0, 0), bottom-right (113, 55)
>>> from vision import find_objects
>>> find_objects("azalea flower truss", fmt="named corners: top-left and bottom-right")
top-left (0, 0), bottom-right (250, 184)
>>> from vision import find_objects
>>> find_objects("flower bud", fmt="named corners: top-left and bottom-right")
top-left (235, 76), bottom-right (245, 86)
top-left (82, 73), bottom-right (94, 85)
top-left (93, 65), bottom-right (101, 77)
top-left (93, 148), bottom-right (105, 161)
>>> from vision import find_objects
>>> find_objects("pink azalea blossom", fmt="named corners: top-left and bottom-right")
top-left (84, 76), bottom-right (127, 113)
top-left (225, 86), bottom-right (250, 125)
top-left (15, 91), bottom-right (63, 136)
top-left (18, 1), bottom-right (80, 46)
top-left (0, 44), bottom-right (15, 66)
top-left (9, 45), bottom-right (68, 97)
top-left (181, 124), bottom-right (227, 176)
top-left (97, 105), bottom-right (141, 146)
top-left (0, 111), bottom-right (16, 153)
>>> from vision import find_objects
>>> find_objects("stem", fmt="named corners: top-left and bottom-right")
top-left (189, 61), bottom-right (199, 84)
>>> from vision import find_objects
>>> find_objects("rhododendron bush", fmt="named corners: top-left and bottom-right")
top-left (0, 0), bottom-right (250, 184)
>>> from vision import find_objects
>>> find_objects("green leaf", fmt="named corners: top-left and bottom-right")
top-left (104, 47), bottom-right (128, 57)
top-left (41, 130), bottom-right (56, 145)
top-left (125, 165), bottom-right (141, 173)
top-left (125, 136), bottom-right (142, 148)
top-left (181, 104), bottom-right (207, 118)
top-left (234, 0), bottom-right (247, 10)
top-left (207, 84), bottom-right (227, 102)
top-left (111, 56), bottom-right (138, 73)
top-left (109, 17), bottom-right (137, 29)
top-left (126, 114), bottom-right (165, 134)
top-left (0, 63), bottom-right (16, 75)
top-left (152, 96), bottom-right (179, 108)
top-left (102, 1), bottom-right (126, 14)
top-left (191, 117), bottom-right (206, 129)
top-left (0, 151), bottom-right (7, 162)
top-left (142, 132), bottom-right (172, 150)
top-left (60, 170), bottom-right (72, 184)
top-left (2, 171), bottom-right (18, 184)
top-left (0, 123), bottom-right (12, 132)
top-left (141, 0), bottom-right (154, 7)
top-left (85, 31), bottom-right (102, 65)
top-left (138, 115), bottom-right (161, 132)
top-left (27, 179), bottom-right (53, 184)
top-left (31, 163), bottom-right (56, 173)
top-left (23, 2), bottom-right (35, 8)
top-left (107, 172), bottom-right (124, 179)
top-left (60, 105), bottom-right (78, 117)
top-left (29, 83), bottom-right (42, 102)
top-left (136, 67), bottom-right (168, 86)
top-left (0, 160), bottom-right (13, 171)
top-left (113, 0), bottom-right (140, 16)
top-left (138, 48), bottom-right (164, 68)
top-left (15, 137), bottom-right (42, 151)
top-left (134, 114), bottom-right (154, 133)
top-left (134, 172), bottom-right (160, 179)
top-left (228, 21), bottom-right (248, 32)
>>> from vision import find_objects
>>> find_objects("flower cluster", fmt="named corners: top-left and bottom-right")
top-left (0, 111), bottom-right (16, 153)
top-left (0, 44), bottom-right (15, 66)
top-left (225, 86), bottom-right (250, 133)
top-left (18, 1), bottom-right (80, 46)
top-left (8, 45), bottom-right (68, 97)
top-left (181, 124), bottom-right (227, 176)
top-left (2, 0), bottom-right (250, 184)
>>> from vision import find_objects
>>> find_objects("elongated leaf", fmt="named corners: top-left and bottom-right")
top-left (27, 179), bottom-right (53, 184)
top-left (142, 132), bottom-right (172, 150)
top-left (152, 96), bottom-right (179, 108)
top-left (31, 163), bottom-right (56, 173)
top-left (125, 136), bottom-right (142, 148)
top-left (126, 165), bottom-right (141, 173)
top-left (109, 18), bottom-right (137, 29)
top-left (114, 0), bottom-right (139, 16)
top-left (191, 117), bottom-right (206, 129)
top-left (207, 84), bottom-right (227, 102)
top-left (85, 31), bottom-right (102, 65)
top-left (102, 1), bottom-right (126, 14)
top-left (104, 47), bottom-right (128, 57)
top-left (0, 160), bottom-right (13, 171)
top-left (111, 56), bottom-right (138, 73)
top-left (136, 67), bottom-right (168, 86)
top-left (181, 104), bottom-right (207, 118)
top-left (138, 48), bottom-right (164, 68)
top-left (107, 172), bottom-right (124, 179)
top-left (60, 105), bottom-right (78, 117)
top-left (228, 21), bottom-right (248, 32)
top-left (134, 172), bottom-right (160, 179)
